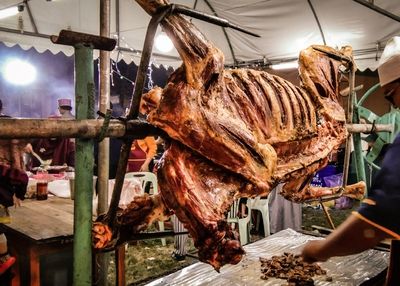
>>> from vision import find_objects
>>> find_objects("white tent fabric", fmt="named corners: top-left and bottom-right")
top-left (0, 0), bottom-right (399, 70)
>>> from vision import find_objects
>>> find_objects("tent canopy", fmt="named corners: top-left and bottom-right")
top-left (0, 0), bottom-right (399, 70)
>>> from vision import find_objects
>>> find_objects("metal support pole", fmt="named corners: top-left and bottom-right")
top-left (352, 95), bottom-right (367, 189)
top-left (96, 0), bottom-right (111, 285)
top-left (74, 44), bottom-right (95, 286)
top-left (342, 64), bottom-right (356, 187)
top-left (106, 7), bottom-right (171, 228)
top-left (353, 0), bottom-right (400, 22)
top-left (98, 0), bottom-right (111, 217)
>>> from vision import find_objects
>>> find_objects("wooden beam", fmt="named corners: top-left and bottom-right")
top-left (0, 118), bottom-right (164, 139)
top-left (346, 123), bottom-right (393, 133)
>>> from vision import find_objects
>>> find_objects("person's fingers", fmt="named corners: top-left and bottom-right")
top-left (24, 143), bottom-right (33, 153)
top-left (13, 195), bottom-right (21, 208)
top-left (140, 165), bottom-right (149, 172)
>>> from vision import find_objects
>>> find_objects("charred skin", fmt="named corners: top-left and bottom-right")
top-left (92, 194), bottom-right (171, 249)
top-left (95, 0), bottom-right (360, 270)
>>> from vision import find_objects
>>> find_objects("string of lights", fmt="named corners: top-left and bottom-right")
top-left (112, 33), bottom-right (170, 68)
top-left (110, 60), bottom-right (135, 86)
top-left (109, 34), bottom-right (159, 88)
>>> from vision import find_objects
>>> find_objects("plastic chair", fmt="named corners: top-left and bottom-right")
top-left (248, 196), bottom-right (271, 237)
top-left (125, 172), bottom-right (166, 246)
top-left (125, 172), bottom-right (158, 195)
top-left (226, 199), bottom-right (252, 245)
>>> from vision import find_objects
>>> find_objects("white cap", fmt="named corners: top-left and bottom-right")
top-left (378, 36), bottom-right (400, 87)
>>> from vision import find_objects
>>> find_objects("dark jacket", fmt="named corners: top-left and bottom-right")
top-left (0, 164), bottom-right (28, 207)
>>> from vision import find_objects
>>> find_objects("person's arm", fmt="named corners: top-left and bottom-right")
top-left (301, 213), bottom-right (390, 263)
top-left (10, 139), bottom-right (24, 170)
top-left (140, 137), bottom-right (157, 172)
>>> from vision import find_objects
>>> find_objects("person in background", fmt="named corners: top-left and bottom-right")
top-left (127, 137), bottom-right (157, 173)
top-left (268, 184), bottom-right (302, 234)
top-left (171, 214), bottom-right (189, 261)
top-left (24, 137), bottom-right (75, 170)
top-left (0, 99), bottom-right (28, 275)
top-left (24, 98), bottom-right (75, 170)
top-left (126, 93), bottom-right (158, 173)
top-left (301, 36), bottom-right (400, 264)
top-left (57, 98), bottom-right (74, 119)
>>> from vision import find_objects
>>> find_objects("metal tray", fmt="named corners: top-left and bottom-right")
top-left (146, 229), bottom-right (389, 286)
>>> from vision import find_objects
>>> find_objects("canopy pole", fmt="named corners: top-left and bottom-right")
top-left (96, 0), bottom-right (112, 285)
top-left (353, 0), bottom-right (400, 22)
top-left (342, 62), bottom-right (356, 187)
top-left (98, 0), bottom-right (111, 219)
top-left (352, 94), bottom-right (367, 187)
top-left (307, 0), bottom-right (326, 45)
top-left (74, 44), bottom-right (95, 286)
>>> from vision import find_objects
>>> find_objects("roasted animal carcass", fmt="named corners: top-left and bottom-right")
top-left (93, 0), bottom-right (366, 270)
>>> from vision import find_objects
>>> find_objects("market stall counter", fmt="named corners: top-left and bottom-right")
top-left (0, 196), bottom-right (74, 286)
top-left (146, 229), bottom-right (390, 286)
top-left (1, 174), bottom-right (145, 286)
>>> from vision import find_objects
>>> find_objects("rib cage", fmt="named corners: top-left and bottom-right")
top-left (225, 69), bottom-right (318, 143)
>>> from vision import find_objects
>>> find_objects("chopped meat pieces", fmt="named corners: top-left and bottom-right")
top-left (260, 252), bottom-right (328, 285)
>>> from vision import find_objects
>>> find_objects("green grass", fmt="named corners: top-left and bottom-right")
top-left (108, 237), bottom-right (197, 285)
top-left (302, 200), bottom-right (360, 231)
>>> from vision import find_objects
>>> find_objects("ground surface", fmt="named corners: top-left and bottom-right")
top-left (108, 201), bottom-right (358, 285)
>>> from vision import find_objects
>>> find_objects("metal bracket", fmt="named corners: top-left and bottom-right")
top-left (51, 29), bottom-right (116, 51)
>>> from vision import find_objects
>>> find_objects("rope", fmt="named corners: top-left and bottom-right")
top-left (97, 109), bottom-right (112, 142)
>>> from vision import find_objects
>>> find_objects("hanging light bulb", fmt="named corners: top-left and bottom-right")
top-left (0, 6), bottom-right (19, 20)
top-left (271, 61), bottom-right (298, 70)
top-left (155, 33), bottom-right (173, 53)
top-left (3, 59), bottom-right (36, 85)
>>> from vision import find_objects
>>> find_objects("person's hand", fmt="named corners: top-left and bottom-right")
top-left (13, 194), bottom-right (21, 208)
top-left (140, 163), bottom-right (149, 172)
top-left (24, 143), bottom-right (33, 153)
top-left (301, 240), bottom-right (328, 263)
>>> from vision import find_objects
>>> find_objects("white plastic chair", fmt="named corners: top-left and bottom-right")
top-left (249, 196), bottom-right (271, 237)
top-left (125, 172), bottom-right (166, 246)
top-left (125, 172), bottom-right (158, 195)
top-left (227, 199), bottom-right (252, 245)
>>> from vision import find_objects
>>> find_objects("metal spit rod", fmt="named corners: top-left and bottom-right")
top-left (171, 4), bottom-right (260, 38)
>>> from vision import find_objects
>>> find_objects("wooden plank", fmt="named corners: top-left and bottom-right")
top-left (6, 197), bottom-right (74, 241)
top-left (46, 196), bottom-right (75, 213)
top-left (116, 244), bottom-right (126, 286)
top-left (29, 246), bottom-right (40, 286)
